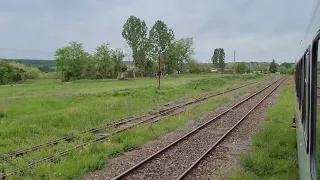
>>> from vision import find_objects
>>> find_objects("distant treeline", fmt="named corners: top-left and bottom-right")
top-left (4, 59), bottom-right (55, 72)
top-left (3, 59), bottom-right (134, 73)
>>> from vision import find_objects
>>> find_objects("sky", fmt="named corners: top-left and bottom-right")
top-left (0, 0), bottom-right (317, 63)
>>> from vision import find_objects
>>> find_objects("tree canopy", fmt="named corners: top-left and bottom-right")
top-left (122, 16), bottom-right (148, 76)
top-left (211, 48), bottom-right (225, 73)
top-left (235, 62), bottom-right (250, 74)
top-left (55, 41), bottom-right (127, 81)
top-left (269, 59), bottom-right (279, 73)
top-left (122, 16), bottom-right (194, 75)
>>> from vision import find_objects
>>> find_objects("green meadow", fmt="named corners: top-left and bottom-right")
top-left (0, 74), bottom-right (272, 179)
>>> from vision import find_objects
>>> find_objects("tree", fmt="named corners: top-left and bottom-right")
top-left (235, 62), bottom-right (250, 74)
top-left (218, 48), bottom-right (225, 73)
top-left (94, 43), bottom-right (114, 79)
top-left (211, 49), bottom-right (219, 69)
top-left (149, 20), bottom-right (175, 73)
top-left (288, 64), bottom-right (296, 74)
top-left (280, 66), bottom-right (288, 74)
top-left (167, 38), bottom-right (194, 74)
top-left (269, 59), bottom-right (278, 73)
top-left (55, 41), bottom-right (90, 81)
top-left (188, 60), bottom-right (202, 74)
top-left (211, 48), bottom-right (225, 73)
top-left (112, 48), bottom-right (126, 79)
top-left (122, 16), bottom-right (148, 77)
top-left (173, 37), bottom-right (195, 73)
top-left (280, 62), bottom-right (294, 69)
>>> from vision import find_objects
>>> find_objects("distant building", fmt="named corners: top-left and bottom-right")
top-left (211, 68), bottom-right (218, 73)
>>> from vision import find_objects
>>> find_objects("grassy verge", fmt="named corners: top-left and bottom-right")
top-left (7, 81), bottom-right (264, 179)
top-left (230, 83), bottom-right (298, 180)
top-left (0, 74), bottom-right (270, 155)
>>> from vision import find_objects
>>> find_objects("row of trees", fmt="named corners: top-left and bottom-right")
top-left (270, 59), bottom-right (295, 74)
top-left (233, 59), bottom-right (295, 74)
top-left (54, 16), bottom-right (195, 81)
top-left (0, 60), bottom-right (40, 84)
top-left (55, 42), bottom-right (127, 81)
top-left (122, 16), bottom-right (195, 77)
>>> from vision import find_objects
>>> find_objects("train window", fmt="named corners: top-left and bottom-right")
top-left (312, 38), bottom-right (319, 179)
top-left (304, 53), bottom-right (310, 137)
top-left (301, 51), bottom-right (311, 153)
top-left (302, 52), bottom-right (308, 129)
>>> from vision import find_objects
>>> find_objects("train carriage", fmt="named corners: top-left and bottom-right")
top-left (294, 1), bottom-right (320, 179)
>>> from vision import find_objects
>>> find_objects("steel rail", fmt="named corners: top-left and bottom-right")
top-left (176, 77), bottom-right (286, 180)
top-left (112, 77), bottom-right (284, 180)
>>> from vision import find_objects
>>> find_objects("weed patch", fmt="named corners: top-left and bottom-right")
top-left (230, 83), bottom-right (298, 180)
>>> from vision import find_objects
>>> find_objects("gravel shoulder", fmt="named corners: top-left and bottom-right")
top-left (184, 79), bottom-right (289, 180)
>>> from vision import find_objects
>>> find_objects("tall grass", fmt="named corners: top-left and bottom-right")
top-left (0, 74), bottom-right (270, 155)
top-left (230, 83), bottom-right (298, 180)
top-left (7, 80), bottom-right (263, 179)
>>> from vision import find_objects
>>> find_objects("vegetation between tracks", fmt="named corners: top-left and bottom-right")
top-left (0, 74), bottom-right (269, 155)
top-left (230, 83), bottom-right (298, 180)
top-left (2, 75), bottom-right (270, 179)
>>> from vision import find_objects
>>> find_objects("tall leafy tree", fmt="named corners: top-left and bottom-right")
top-left (211, 48), bottom-right (225, 73)
top-left (122, 16), bottom-right (148, 77)
top-left (94, 43), bottom-right (114, 78)
top-left (211, 48), bottom-right (219, 69)
top-left (170, 37), bottom-right (195, 73)
top-left (218, 48), bottom-right (225, 73)
top-left (149, 20), bottom-right (175, 73)
top-left (112, 48), bottom-right (126, 79)
top-left (269, 59), bottom-right (278, 73)
top-left (55, 41), bottom-right (90, 81)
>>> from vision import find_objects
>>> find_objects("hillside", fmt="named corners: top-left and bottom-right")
top-left (4, 59), bottom-right (55, 72)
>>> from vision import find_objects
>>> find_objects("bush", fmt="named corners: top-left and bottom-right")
top-left (188, 60), bottom-right (202, 74)
top-left (9, 62), bottom-right (41, 79)
top-left (235, 62), bottom-right (250, 74)
top-left (0, 60), bottom-right (41, 84)
top-left (0, 61), bottom-right (25, 84)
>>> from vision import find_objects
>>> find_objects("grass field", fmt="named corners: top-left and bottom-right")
top-left (230, 82), bottom-right (298, 180)
top-left (0, 74), bottom-right (273, 179)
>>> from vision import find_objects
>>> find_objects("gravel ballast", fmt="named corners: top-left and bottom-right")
top-left (83, 78), bottom-right (284, 180)
top-left (115, 79), bottom-right (283, 180)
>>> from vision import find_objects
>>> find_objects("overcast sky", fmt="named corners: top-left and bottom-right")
top-left (0, 0), bottom-right (317, 63)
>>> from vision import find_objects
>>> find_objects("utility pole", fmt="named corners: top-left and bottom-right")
top-left (158, 55), bottom-right (161, 89)
top-left (233, 50), bottom-right (236, 74)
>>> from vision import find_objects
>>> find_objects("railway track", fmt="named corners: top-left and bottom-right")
top-left (0, 81), bottom-right (262, 161)
top-left (111, 77), bottom-right (285, 180)
top-left (0, 80), bottom-right (266, 179)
